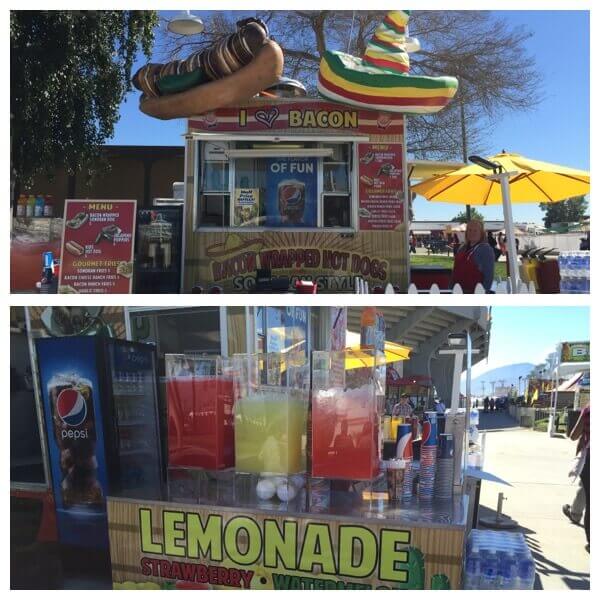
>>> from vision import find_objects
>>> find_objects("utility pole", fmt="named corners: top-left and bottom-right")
top-left (459, 94), bottom-right (471, 222)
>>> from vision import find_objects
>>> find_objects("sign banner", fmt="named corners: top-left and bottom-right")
top-left (265, 157), bottom-right (318, 228)
top-left (59, 200), bottom-right (136, 293)
top-left (358, 143), bottom-right (404, 231)
top-left (188, 101), bottom-right (405, 136)
top-left (234, 188), bottom-right (260, 226)
top-left (188, 231), bottom-right (406, 293)
top-left (560, 341), bottom-right (590, 363)
top-left (107, 498), bottom-right (463, 590)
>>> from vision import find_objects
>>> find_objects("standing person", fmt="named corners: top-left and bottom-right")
top-left (451, 220), bottom-right (495, 293)
top-left (489, 397), bottom-right (495, 412)
top-left (569, 405), bottom-right (590, 551)
top-left (488, 231), bottom-right (501, 261)
top-left (434, 398), bottom-right (446, 415)
top-left (392, 393), bottom-right (414, 418)
top-left (483, 396), bottom-right (490, 412)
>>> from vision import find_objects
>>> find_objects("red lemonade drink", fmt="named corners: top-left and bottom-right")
top-left (312, 385), bottom-right (379, 480)
top-left (167, 375), bottom-right (234, 470)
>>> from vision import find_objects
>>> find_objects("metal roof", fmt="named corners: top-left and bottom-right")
top-left (346, 306), bottom-right (490, 367)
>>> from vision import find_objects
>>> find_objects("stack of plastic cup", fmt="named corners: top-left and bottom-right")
top-left (395, 423), bottom-right (414, 501)
top-left (435, 433), bottom-right (455, 500)
top-left (419, 412), bottom-right (437, 502)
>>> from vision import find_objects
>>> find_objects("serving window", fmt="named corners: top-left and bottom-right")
top-left (195, 139), bottom-right (356, 231)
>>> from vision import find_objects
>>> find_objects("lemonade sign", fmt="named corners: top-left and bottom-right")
top-left (108, 500), bottom-right (459, 590)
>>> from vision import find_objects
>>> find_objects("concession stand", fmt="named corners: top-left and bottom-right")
top-left (181, 98), bottom-right (410, 293)
top-left (13, 306), bottom-right (493, 589)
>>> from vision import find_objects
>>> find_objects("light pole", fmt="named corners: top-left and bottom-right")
top-left (468, 155), bottom-right (520, 293)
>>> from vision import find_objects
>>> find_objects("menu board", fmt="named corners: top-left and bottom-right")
top-left (358, 143), bottom-right (404, 231)
top-left (59, 200), bottom-right (136, 293)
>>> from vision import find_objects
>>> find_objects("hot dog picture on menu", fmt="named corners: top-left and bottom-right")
top-left (59, 200), bottom-right (137, 294)
top-left (358, 143), bottom-right (404, 231)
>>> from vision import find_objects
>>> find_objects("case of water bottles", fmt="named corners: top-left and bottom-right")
top-left (463, 530), bottom-right (535, 589)
top-left (558, 251), bottom-right (590, 294)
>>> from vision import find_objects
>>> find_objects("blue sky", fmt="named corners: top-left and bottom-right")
top-left (109, 10), bottom-right (590, 225)
top-left (471, 306), bottom-right (590, 380)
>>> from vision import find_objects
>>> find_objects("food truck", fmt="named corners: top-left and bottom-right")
top-left (181, 98), bottom-right (410, 293)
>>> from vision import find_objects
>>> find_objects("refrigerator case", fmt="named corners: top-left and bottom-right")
top-left (35, 336), bottom-right (163, 550)
top-left (134, 206), bottom-right (183, 293)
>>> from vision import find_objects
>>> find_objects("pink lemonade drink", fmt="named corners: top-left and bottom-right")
top-left (312, 385), bottom-right (379, 480)
top-left (167, 376), bottom-right (234, 470)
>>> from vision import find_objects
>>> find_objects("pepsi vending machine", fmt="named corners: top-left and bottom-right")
top-left (134, 206), bottom-right (183, 293)
top-left (36, 336), bottom-right (164, 551)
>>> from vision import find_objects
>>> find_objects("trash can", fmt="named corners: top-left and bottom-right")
top-left (567, 409), bottom-right (581, 437)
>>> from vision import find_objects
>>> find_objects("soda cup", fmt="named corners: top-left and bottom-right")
top-left (422, 414), bottom-right (438, 447)
top-left (278, 179), bottom-right (305, 224)
top-left (49, 373), bottom-right (103, 506)
top-left (438, 433), bottom-right (455, 459)
top-left (384, 459), bottom-right (406, 501)
top-left (396, 424), bottom-right (413, 460)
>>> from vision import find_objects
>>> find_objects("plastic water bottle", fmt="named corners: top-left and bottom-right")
top-left (470, 407), bottom-right (479, 426)
top-left (480, 559), bottom-right (498, 589)
top-left (515, 556), bottom-right (535, 589)
top-left (464, 555), bottom-right (481, 589)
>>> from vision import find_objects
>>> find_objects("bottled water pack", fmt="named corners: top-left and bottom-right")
top-left (558, 251), bottom-right (590, 294)
top-left (464, 530), bottom-right (535, 589)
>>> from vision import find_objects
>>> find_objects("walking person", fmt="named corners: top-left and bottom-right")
top-left (409, 230), bottom-right (417, 254)
top-left (568, 405), bottom-right (590, 552)
top-left (563, 480), bottom-right (586, 526)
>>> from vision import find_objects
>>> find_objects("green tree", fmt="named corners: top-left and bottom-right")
top-left (539, 196), bottom-right (588, 229)
top-left (451, 208), bottom-right (484, 223)
top-left (10, 10), bottom-right (158, 193)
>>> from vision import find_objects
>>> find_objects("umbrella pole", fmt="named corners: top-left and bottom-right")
top-left (497, 172), bottom-right (520, 293)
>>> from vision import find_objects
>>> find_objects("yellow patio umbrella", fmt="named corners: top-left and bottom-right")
top-left (412, 151), bottom-right (590, 292)
top-left (345, 341), bottom-right (411, 370)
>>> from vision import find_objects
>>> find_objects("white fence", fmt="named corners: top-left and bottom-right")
top-left (355, 279), bottom-right (536, 294)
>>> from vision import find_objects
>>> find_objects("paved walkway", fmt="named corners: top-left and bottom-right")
top-left (476, 413), bottom-right (589, 590)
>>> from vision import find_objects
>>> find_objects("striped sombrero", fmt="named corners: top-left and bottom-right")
top-left (318, 10), bottom-right (458, 114)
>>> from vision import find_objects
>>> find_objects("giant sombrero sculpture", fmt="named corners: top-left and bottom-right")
top-left (133, 18), bottom-right (284, 120)
top-left (318, 11), bottom-right (458, 114)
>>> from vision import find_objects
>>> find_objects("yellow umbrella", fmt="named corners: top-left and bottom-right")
top-left (411, 152), bottom-right (589, 204)
top-left (345, 341), bottom-right (411, 370)
top-left (412, 151), bottom-right (590, 292)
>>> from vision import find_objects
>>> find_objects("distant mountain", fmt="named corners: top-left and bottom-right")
top-left (463, 362), bottom-right (535, 396)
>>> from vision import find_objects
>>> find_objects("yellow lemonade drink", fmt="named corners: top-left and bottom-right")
top-left (235, 389), bottom-right (307, 474)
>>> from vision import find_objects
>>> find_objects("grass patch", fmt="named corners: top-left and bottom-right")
top-left (534, 418), bottom-right (548, 431)
top-left (410, 255), bottom-right (508, 281)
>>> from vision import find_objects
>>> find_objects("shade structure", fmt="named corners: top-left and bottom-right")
top-left (411, 152), bottom-right (589, 205)
top-left (345, 341), bottom-right (412, 370)
top-left (411, 152), bottom-right (590, 293)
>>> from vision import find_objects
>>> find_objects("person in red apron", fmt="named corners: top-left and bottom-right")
top-left (451, 220), bottom-right (495, 293)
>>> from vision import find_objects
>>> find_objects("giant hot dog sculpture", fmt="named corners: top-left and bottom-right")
top-left (132, 18), bottom-right (284, 120)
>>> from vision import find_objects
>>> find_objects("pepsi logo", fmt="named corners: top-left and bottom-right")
top-left (56, 388), bottom-right (87, 427)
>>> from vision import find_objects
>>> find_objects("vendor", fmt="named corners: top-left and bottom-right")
top-left (392, 393), bottom-right (414, 417)
top-left (451, 219), bottom-right (495, 293)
